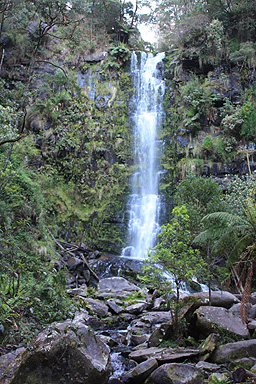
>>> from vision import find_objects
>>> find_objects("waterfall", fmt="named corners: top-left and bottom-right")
top-left (122, 51), bottom-right (165, 259)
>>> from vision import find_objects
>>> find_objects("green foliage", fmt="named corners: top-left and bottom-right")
top-left (202, 135), bottom-right (214, 155)
top-left (241, 102), bottom-right (256, 141)
top-left (175, 174), bottom-right (223, 234)
top-left (195, 189), bottom-right (256, 265)
top-left (178, 77), bottom-right (219, 135)
top-left (206, 19), bottom-right (225, 53)
top-left (142, 205), bottom-right (206, 337)
top-left (142, 206), bottom-right (205, 298)
top-left (156, 0), bottom-right (256, 56)
top-left (0, 106), bottom-right (19, 143)
top-left (208, 373), bottom-right (231, 384)
top-left (229, 42), bottom-right (256, 68)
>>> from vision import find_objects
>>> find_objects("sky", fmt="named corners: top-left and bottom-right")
top-left (131, 0), bottom-right (158, 43)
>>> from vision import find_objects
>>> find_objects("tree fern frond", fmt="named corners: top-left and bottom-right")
top-left (203, 211), bottom-right (248, 227)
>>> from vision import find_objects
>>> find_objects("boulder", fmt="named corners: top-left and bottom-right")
top-left (124, 302), bottom-right (148, 315)
top-left (98, 277), bottom-right (140, 293)
top-left (0, 348), bottom-right (25, 380)
top-left (210, 339), bottom-right (256, 364)
top-left (148, 324), bottom-right (172, 347)
top-left (194, 306), bottom-right (249, 338)
top-left (128, 333), bottom-right (149, 347)
top-left (187, 291), bottom-right (239, 309)
top-left (152, 297), bottom-right (167, 310)
top-left (137, 311), bottom-right (173, 326)
top-left (107, 300), bottom-right (123, 314)
top-left (147, 363), bottom-right (204, 384)
top-left (122, 358), bottom-right (158, 384)
top-left (0, 313), bottom-right (111, 384)
top-left (86, 298), bottom-right (110, 317)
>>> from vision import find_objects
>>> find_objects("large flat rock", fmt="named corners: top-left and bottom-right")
top-left (129, 347), bottom-right (199, 364)
top-left (194, 306), bottom-right (249, 338)
top-left (98, 277), bottom-right (140, 293)
top-left (210, 339), bottom-right (256, 364)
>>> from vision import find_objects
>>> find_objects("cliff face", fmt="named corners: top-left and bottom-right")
top-left (1, 39), bottom-right (256, 253)
top-left (161, 49), bottom-right (256, 199)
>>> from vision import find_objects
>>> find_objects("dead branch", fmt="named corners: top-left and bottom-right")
top-left (47, 228), bottom-right (99, 281)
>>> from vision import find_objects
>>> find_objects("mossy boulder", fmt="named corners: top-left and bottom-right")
top-left (0, 313), bottom-right (111, 384)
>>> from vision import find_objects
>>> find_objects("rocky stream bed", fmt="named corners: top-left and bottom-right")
top-left (1, 250), bottom-right (256, 384)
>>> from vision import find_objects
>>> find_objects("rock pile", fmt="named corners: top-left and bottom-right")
top-left (2, 276), bottom-right (256, 383)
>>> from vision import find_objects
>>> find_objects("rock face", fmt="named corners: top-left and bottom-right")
top-left (194, 306), bottom-right (249, 338)
top-left (147, 363), bottom-right (204, 384)
top-left (1, 313), bottom-right (111, 384)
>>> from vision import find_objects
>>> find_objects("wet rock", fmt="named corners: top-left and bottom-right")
top-left (210, 339), bottom-right (256, 364)
top-left (98, 277), bottom-right (140, 293)
top-left (251, 293), bottom-right (256, 305)
top-left (67, 256), bottom-right (82, 267)
top-left (108, 379), bottom-right (124, 384)
top-left (247, 319), bottom-right (256, 333)
top-left (232, 367), bottom-right (256, 383)
top-left (138, 311), bottom-right (173, 326)
top-left (229, 357), bottom-right (256, 370)
top-left (194, 306), bottom-right (249, 338)
top-left (122, 358), bottom-right (158, 384)
top-left (249, 305), bottom-right (256, 320)
top-left (147, 363), bottom-right (204, 384)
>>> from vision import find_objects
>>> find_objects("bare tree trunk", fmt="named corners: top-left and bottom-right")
top-left (3, 143), bottom-right (14, 172)
top-left (0, 48), bottom-right (5, 72)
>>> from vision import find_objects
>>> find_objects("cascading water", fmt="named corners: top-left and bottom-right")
top-left (122, 51), bottom-right (165, 260)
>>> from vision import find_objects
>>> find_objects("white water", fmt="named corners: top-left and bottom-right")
top-left (122, 52), bottom-right (165, 259)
